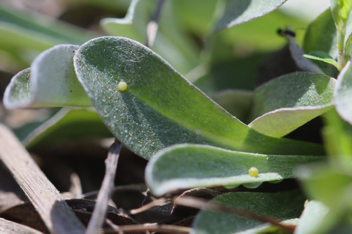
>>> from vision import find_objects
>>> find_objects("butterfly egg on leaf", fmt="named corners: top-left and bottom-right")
top-left (118, 81), bottom-right (128, 91)
top-left (248, 167), bottom-right (258, 177)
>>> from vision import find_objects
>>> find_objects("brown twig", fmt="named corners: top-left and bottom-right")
top-left (174, 196), bottom-right (296, 232)
top-left (129, 197), bottom-right (168, 215)
top-left (86, 139), bottom-right (122, 234)
top-left (0, 124), bottom-right (85, 234)
top-left (105, 220), bottom-right (191, 233)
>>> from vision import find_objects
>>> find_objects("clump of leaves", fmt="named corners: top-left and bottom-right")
top-left (1, 0), bottom-right (352, 233)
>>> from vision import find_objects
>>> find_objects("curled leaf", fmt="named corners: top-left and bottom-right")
top-left (3, 44), bottom-right (91, 109)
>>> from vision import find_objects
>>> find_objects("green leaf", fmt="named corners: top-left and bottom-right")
top-left (212, 90), bottom-right (253, 123)
top-left (22, 108), bottom-right (112, 149)
top-left (304, 51), bottom-right (339, 68)
top-left (248, 72), bottom-right (336, 137)
top-left (145, 144), bottom-right (323, 196)
top-left (335, 61), bottom-right (352, 125)
top-left (330, 0), bottom-right (352, 29)
top-left (295, 200), bottom-right (329, 234)
top-left (214, 0), bottom-right (287, 32)
top-left (3, 44), bottom-right (91, 109)
top-left (74, 36), bottom-right (324, 159)
top-left (303, 9), bottom-right (339, 76)
top-left (191, 190), bottom-right (305, 234)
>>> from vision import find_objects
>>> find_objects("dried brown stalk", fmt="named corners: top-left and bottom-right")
top-left (0, 124), bottom-right (85, 234)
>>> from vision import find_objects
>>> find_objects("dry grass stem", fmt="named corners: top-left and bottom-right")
top-left (86, 139), bottom-right (121, 234)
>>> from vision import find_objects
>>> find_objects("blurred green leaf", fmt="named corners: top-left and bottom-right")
top-left (294, 200), bottom-right (329, 234)
top-left (298, 163), bottom-right (352, 233)
top-left (172, 0), bottom-right (219, 36)
top-left (0, 4), bottom-right (93, 56)
top-left (23, 108), bottom-right (112, 149)
top-left (12, 108), bottom-right (62, 142)
top-left (249, 72), bottom-right (336, 137)
top-left (211, 10), bottom-right (307, 56)
top-left (214, 0), bottom-right (287, 32)
top-left (74, 36), bottom-right (324, 159)
top-left (3, 45), bottom-right (91, 109)
top-left (146, 144), bottom-right (323, 196)
top-left (322, 109), bottom-right (352, 164)
top-left (191, 190), bottom-right (305, 234)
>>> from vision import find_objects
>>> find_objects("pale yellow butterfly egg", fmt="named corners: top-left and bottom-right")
top-left (118, 81), bottom-right (128, 91)
top-left (248, 167), bottom-right (258, 177)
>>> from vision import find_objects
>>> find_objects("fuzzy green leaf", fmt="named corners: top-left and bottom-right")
top-left (249, 72), bottom-right (336, 137)
top-left (335, 61), bottom-right (352, 125)
top-left (3, 44), bottom-right (91, 109)
top-left (191, 190), bottom-right (305, 234)
top-left (214, 0), bottom-right (287, 32)
top-left (145, 144), bottom-right (323, 196)
top-left (74, 36), bottom-right (324, 159)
